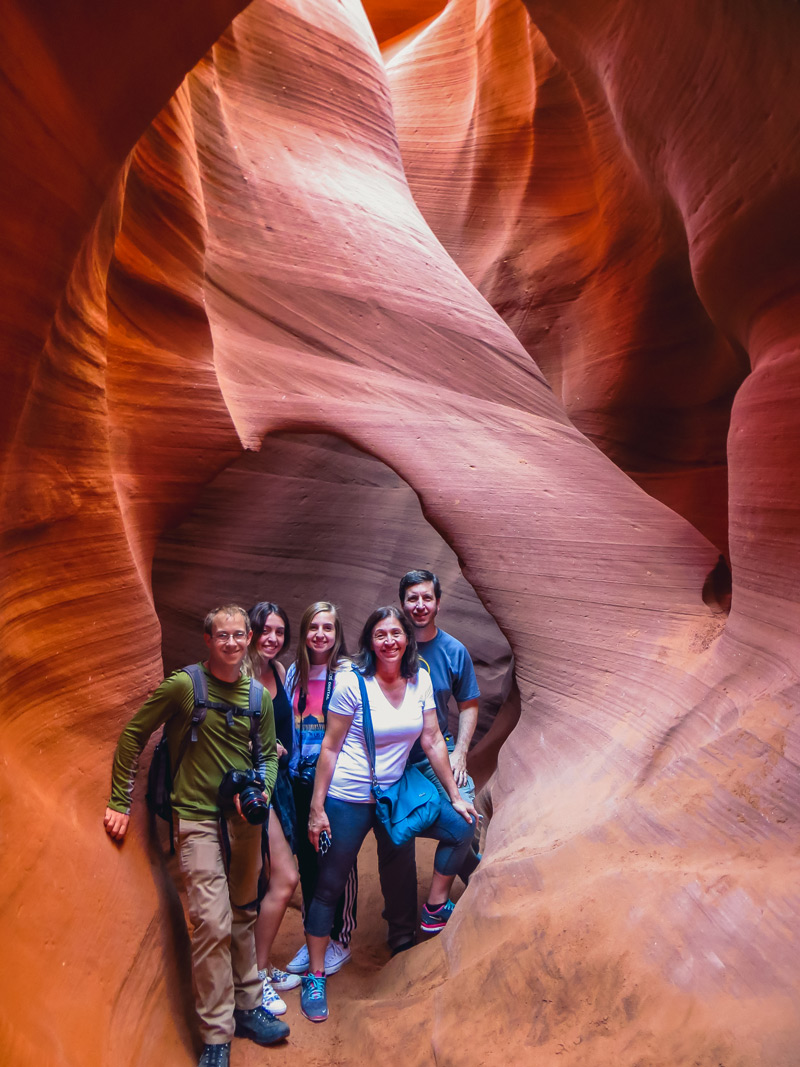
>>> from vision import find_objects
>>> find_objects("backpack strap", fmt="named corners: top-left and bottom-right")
top-left (175, 667), bottom-right (265, 778)
top-left (183, 662), bottom-right (209, 739)
top-left (167, 664), bottom-right (210, 783)
top-left (248, 677), bottom-right (265, 775)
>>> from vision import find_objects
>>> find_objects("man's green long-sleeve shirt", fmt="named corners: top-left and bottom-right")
top-left (108, 664), bottom-right (278, 821)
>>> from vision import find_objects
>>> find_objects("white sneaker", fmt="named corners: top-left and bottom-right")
top-left (324, 939), bottom-right (351, 975)
top-left (285, 944), bottom-right (310, 975)
top-left (285, 939), bottom-right (352, 975)
top-left (268, 966), bottom-right (301, 991)
top-left (258, 971), bottom-right (287, 1015)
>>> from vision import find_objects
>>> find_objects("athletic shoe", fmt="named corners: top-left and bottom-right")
top-left (257, 971), bottom-right (287, 1015)
top-left (324, 939), bottom-right (351, 974)
top-left (286, 939), bottom-right (351, 975)
top-left (268, 965), bottom-right (301, 991)
top-left (390, 939), bottom-right (415, 958)
top-left (198, 1043), bottom-right (230, 1067)
top-left (420, 899), bottom-right (455, 933)
top-left (300, 974), bottom-right (329, 1023)
top-left (286, 943), bottom-right (310, 974)
top-left (233, 1005), bottom-right (290, 1045)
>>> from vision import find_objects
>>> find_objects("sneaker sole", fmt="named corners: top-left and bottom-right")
top-left (300, 1007), bottom-right (329, 1023)
top-left (323, 954), bottom-right (351, 976)
top-left (270, 976), bottom-right (302, 991)
top-left (286, 960), bottom-right (309, 975)
top-left (420, 921), bottom-right (448, 933)
top-left (262, 1000), bottom-right (287, 1015)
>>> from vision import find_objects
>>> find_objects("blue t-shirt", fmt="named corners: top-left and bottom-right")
top-left (409, 628), bottom-right (480, 763)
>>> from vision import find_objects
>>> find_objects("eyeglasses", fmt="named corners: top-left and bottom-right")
top-left (212, 631), bottom-right (248, 644)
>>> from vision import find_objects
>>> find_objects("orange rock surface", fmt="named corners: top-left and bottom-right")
top-left (1, 0), bottom-right (799, 1065)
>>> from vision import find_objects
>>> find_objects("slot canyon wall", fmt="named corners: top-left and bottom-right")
top-left (1, 0), bottom-right (798, 1065)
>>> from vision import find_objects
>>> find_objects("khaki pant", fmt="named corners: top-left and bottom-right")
top-left (176, 817), bottom-right (262, 1043)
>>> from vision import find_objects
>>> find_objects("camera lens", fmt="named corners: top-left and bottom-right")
top-left (239, 783), bottom-right (269, 824)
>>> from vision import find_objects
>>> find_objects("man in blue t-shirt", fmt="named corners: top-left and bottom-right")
top-left (377, 569), bottom-right (482, 952)
top-left (403, 573), bottom-right (480, 790)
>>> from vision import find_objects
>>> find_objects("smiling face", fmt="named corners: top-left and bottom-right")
top-left (257, 612), bottom-right (286, 661)
top-left (306, 610), bottom-right (337, 664)
top-left (402, 580), bottom-right (440, 635)
top-left (204, 611), bottom-right (251, 678)
top-left (371, 614), bottom-right (409, 671)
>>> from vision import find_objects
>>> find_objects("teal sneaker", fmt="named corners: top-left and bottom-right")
top-left (420, 899), bottom-right (455, 933)
top-left (300, 973), bottom-right (329, 1022)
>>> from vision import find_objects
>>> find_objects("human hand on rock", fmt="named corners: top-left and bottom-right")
top-left (103, 807), bottom-right (129, 842)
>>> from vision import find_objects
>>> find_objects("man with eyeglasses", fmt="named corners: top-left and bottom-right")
top-left (103, 605), bottom-right (288, 1067)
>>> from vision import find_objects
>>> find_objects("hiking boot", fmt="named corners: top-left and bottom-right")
top-left (286, 943), bottom-right (310, 974)
top-left (233, 1005), bottom-right (290, 1045)
top-left (324, 939), bottom-right (351, 974)
top-left (300, 973), bottom-right (329, 1023)
top-left (267, 965), bottom-right (301, 991)
top-left (198, 1044), bottom-right (230, 1067)
top-left (258, 971), bottom-right (287, 1015)
top-left (420, 899), bottom-right (455, 933)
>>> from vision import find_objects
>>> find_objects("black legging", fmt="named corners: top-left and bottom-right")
top-left (292, 778), bottom-right (357, 946)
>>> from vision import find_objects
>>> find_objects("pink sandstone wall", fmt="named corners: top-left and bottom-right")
top-left (1, 0), bottom-right (798, 1064)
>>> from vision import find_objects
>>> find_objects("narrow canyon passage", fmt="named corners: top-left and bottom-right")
top-left (1, 0), bottom-right (799, 1064)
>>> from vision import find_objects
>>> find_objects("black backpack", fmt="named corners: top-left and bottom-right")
top-left (146, 664), bottom-right (264, 849)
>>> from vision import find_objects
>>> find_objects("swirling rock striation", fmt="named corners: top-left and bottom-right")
top-left (383, 0), bottom-right (747, 554)
top-left (0, 1), bottom-right (798, 1065)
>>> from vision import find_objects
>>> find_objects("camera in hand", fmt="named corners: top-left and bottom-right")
top-left (296, 754), bottom-right (318, 789)
top-left (218, 768), bottom-right (269, 824)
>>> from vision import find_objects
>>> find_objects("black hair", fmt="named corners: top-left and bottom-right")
top-left (245, 601), bottom-right (290, 678)
top-left (356, 606), bottom-right (419, 679)
top-left (399, 569), bottom-right (441, 604)
top-left (248, 601), bottom-right (291, 650)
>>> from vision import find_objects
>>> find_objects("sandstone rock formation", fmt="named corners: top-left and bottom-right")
top-left (1, 0), bottom-right (798, 1065)
top-left (152, 432), bottom-right (515, 750)
top-left (382, 0), bottom-right (748, 554)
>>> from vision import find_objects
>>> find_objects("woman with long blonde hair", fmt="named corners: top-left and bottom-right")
top-left (283, 602), bottom-right (356, 977)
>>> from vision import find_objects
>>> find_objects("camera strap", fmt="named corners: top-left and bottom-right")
top-left (298, 668), bottom-right (334, 742)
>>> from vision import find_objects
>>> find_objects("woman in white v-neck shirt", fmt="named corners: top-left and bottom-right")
top-left (326, 670), bottom-right (432, 801)
top-left (296, 606), bottom-right (479, 1024)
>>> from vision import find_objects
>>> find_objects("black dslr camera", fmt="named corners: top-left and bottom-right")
top-left (296, 755), bottom-right (318, 790)
top-left (218, 768), bottom-right (269, 824)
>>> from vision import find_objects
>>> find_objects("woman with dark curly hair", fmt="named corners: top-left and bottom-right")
top-left (246, 602), bottom-right (300, 1015)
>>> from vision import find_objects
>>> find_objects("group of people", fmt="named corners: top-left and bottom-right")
top-left (103, 570), bottom-right (483, 1067)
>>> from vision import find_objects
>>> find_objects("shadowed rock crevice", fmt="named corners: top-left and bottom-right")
top-left (152, 431), bottom-right (516, 751)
